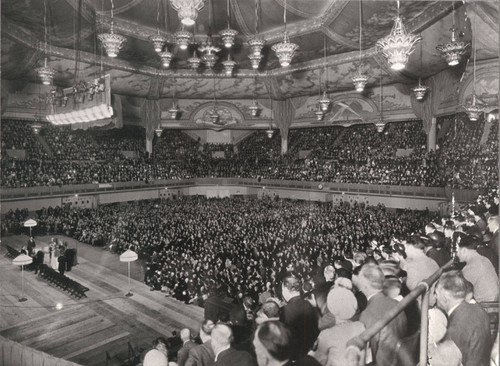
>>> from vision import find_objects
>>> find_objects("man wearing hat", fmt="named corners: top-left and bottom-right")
top-left (458, 231), bottom-right (499, 302)
top-left (427, 231), bottom-right (451, 268)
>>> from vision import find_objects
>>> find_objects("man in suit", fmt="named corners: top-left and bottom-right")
top-left (27, 237), bottom-right (35, 256)
top-left (435, 270), bottom-right (492, 366)
top-left (253, 320), bottom-right (320, 366)
top-left (177, 328), bottom-right (197, 366)
top-left (33, 249), bottom-right (44, 275)
top-left (279, 275), bottom-right (319, 360)
top-left (58, 253), bottom-right (67, 275)
top-left (185, 319), bottom-right (215, 366)
top-left (211, 324), bottom-right (255, 366)
top-left (357, 263), bottom-right (407, 366)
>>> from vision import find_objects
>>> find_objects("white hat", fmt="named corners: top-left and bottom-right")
top-left (143, 349), bottom-right (168, 366)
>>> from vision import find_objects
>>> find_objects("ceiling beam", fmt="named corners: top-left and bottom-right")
top-left (405, 1), bottom-right (456, 35)
top-left (320, 0), bottom-right (350, 25)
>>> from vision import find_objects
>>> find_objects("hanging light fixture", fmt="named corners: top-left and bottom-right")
top-left (170, 0), bottom-right (205, 26)
top-left (219, 0), bottom-right (238, 48)
top-left (463, 18), bottom-right (483, 121)
top-left (150, 1), bottom-right (167, 53)
top-left (436, 2), bottom-right (469, 66)
top-left (210, 78), bottom-right (219, 124)
top-left (168, 87), bottom-right (179, 119)
top-left (155, 127), bottom-right (163, 137)
top-left (247, 0), bottom-right (264, 69)
top-left (412, 37), bottom-right (429, 100)
top-left (314, 107), bottom-right (324, 121)
top-left (315, 72), bottom-right (325, 120)
top-left (174, 30), bottom-right (192, 50)
top-left (376, 1), bottom-right (421, 71)
top-left (272, 0), bottom-right (298, 67)
top-left (36, 0), bottom-right (55, 85)
top-left (199, 0), bottom-right (220, 69)
top-left (352, 0), bottom-right (368, 92)
top-left (375, 72), bottom-right (386, 132)
top-left (188, 50), bottom-right (202, 69)
top-left (266, 97), bottom-right (274, 137)
top-left (159, 51), bottom-right (173, 68)
top-left (98, 0), bottom-right (126, 58)
top-left (222, 56), bottom-right (236, 76)
top-left (249, 73), bottom-right (260, 117)
top-left (318, 36), bottom-right (331, 112)
top-left (249, 54), bottom-right (262, 70)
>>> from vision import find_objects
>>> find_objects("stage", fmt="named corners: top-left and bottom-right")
top-left (0, 235), bottom-right (203, 366)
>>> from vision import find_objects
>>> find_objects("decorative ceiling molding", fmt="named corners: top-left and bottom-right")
top-left (466, 2), bottom-right (498, 35)
top-left (272, 0), bottom-right (316, 18)
top-left (256, 18), bottom-right (323, 43)
top-left (95, 0), bottom-right (146, 15)
top-left (98, 15), bottom-right (172, 43)
top-left (320, 0), bottom-right (350, 25)
top-left (230, 0), bottom-right (252, 37)
top-left (321, 27), bottom-right (357, 50)
top-left (405, 1), bottom-right (456, 34)
top-left (51, 28), bottom-right (95, 47)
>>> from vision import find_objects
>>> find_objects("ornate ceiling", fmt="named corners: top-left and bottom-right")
top-left (1, 0), bottom-right (497, 100)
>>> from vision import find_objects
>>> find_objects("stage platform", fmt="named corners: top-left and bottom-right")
top-left (0, 235), bottom-right (204, 366)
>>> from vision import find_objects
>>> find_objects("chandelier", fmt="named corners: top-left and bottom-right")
top-left (98, 0), bottom-right (126, 58)
top-left (318, 92), bottom-right (331, 112)
top-left (175, 30), bottom-right (192, 50)
top-left (31, 123), bottom-right (42, 135)
top-left (463, 20), bottom-right (483, 122)
top-left (272, 0), bottom-right (298, 67)
top-left (36, 58), bottom-right (55, 86)
top-left (170, 0), bottom-right (205, 26)
top-left (149, 34), bottom-right (167, 53)
top-left (202, 52), bottom-right (217, 68)
top-left (155, 128), bottom-right (163, 137)
top-left (159, 51), bottom-right (173, 68)
top-left (249, 101), bottom-right (259, 117)
top-left (188, 51), bottom-right (201, 69)
top-left (249, 38), bottom-right (265, 57)
top-left (249, 54), bottom-right (262, 70)
top-left (314, 108), bottom-right (324, 121)
top-left (200, 0), bottom-right (220, 69)
top-left (376, 1), bottom-right (421, 71)
top-left (375, 72), bottom-right (385, 132)
top-left (168, 103), bottom-right (179, 119)
top-left (412, 78), bottom-right (429, 100)
top-left (266, 129), bottom-right (274, 138)
top-left (374, 119), bottom-right (386, 133)
top-left (352, 1), bottom-right (368, 92)
top-left (37, 0), bottom-right (55, 85)
top-left (436, 3), bottom-right (469, 66)
top-left (318, 37), bottom-right (331, 111)
top-left (222, 57), bottom-right (236, 76)
top-left (220, 0), bottom-right (238, 50)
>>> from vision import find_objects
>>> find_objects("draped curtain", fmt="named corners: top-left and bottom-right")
top-left (274, 99), bottom-right (295, 154)
top-left (140, 98), bottom-right (161, 142)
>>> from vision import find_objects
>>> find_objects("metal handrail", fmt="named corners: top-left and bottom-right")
top-left (346, 260), bottom-right (454, 366)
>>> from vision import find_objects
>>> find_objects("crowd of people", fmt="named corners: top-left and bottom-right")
top-left (1, 115), bottom-right (497, 190)
top-left (129, 189), bottom-right (498, 366)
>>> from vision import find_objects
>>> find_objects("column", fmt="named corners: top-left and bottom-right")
top-left (146, 134), bottom-right (153, 157)
top-left (427, 117), bottom-right (436, 151)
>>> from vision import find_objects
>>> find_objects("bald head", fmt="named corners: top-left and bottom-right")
top-left (211, 324), bottom-right (233, 355)
top-left (180, 328), bottom-right (191, 342)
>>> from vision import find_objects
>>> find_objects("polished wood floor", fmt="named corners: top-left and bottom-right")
top-left (0, 235), bottom-right (203, 366)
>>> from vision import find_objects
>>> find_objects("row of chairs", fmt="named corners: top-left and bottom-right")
top-left (5, 245), bottom-right (20, 258)
top-left (38, 264), bottom-right (89, 299)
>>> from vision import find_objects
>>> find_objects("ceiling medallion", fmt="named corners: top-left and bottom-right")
top-left (187, 52), bottom-right (202, 69)
top-left (222, 58), bottom-right (236, 76)
top-left (174, 30), bottom-right (192, 50)
top-left (412, 78), bottom-right (429, 100)
top-left (436, 27), bottom-right (469, 66)
top-left (376, 15), bottom-right (421, 71)
top-left (464, 94), bottom-right (483, 122)
top-left (170, 0), bottom-right (205, 26)
top-left (149, 33), bottom-right (167, 53)
top-left (220, 27), bottom-right (238, 48)
top-left (155, 128), bottom-right (163, 137)
top-left (159, 51), bottom-right (173, 68)
top-left (272, 32), bottom-right (298, 68)
top-left (36, 58), bottom-right (55, 85)
top-left (318, 91), bottom-right (331, 112)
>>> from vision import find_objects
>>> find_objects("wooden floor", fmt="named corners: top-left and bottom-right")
top-left (0, 235), bottom-right (204, 366)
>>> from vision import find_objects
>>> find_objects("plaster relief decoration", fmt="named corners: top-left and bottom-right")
top-left (459, 67), bottom-right (499, 112)
top-left (369, 84), bottom-right (412, 111)
top-left (326, 96), bottom-right (376, 125)
top-left (192, 102), bottom-right (242, 129)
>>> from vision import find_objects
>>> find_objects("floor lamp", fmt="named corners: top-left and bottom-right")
top-left (120, 249), bottom-right (138, 297)
top-left (13, 254), bottom-right (33, 302)
top-left (23, 219), bottom-right (37, 237)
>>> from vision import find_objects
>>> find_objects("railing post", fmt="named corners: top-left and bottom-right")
top-left (419, 286), bottom-right (430, 366)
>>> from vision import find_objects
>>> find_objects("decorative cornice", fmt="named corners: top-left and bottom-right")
top-left (257, 18), bottom-right (323, 43)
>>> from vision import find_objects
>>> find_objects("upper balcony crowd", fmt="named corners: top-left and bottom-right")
top-left (1, 113), bottom-right (497, 190)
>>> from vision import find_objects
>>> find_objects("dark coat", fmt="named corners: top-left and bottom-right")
top-left (213, 347), bottom-right (256, 366)
top-left (185, 340), bottom-right (215, 366)
top-left (447, 301), bottom-right (492, 366)
top-left (359, 292), bottom-right (407, 366)
top-left (177, 340), bottom-right (197, 366)
top-left (280, 295), bottom-right (319, 358)
top-left (427, 247), bottom-right (451, 268)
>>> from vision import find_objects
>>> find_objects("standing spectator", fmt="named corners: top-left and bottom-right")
top-left (186, 320), bottom-right (215, 366)
top-left (27, 236), bottom-right (35, 256)
top-left (279, 275), bottom-right (319, 360)
top-left (434, 271), bottom-right (492, 366)
top-left (33, 249), bottom-right (44, 275)
top-left (357, 264), bottom-right (407, 366)
top-left (58, 252), bottom-right (67, 275)
top-left (458, 233), bottom-right (499, 302)
top-left (211, 324), bottom-right (255, 366)
top-left (177, 328), bottom-right (197, 366)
